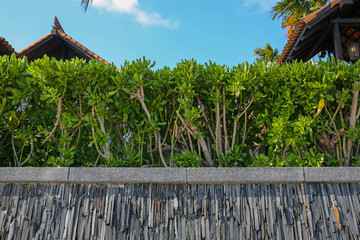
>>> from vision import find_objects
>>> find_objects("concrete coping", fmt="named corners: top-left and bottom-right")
top-left (0, 167), bottom-right (359, 184)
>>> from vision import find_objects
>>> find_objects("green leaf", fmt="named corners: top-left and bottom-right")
top-left (109, 89), bottom-right (118, 96)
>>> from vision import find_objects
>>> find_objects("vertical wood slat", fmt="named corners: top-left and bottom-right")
top-left (333, 21), bottom-right (344, 60)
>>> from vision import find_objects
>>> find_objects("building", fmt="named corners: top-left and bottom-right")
top-left (277, 0), bottom-right (360, 64)
top-left (0, 37), bottom-right (19, 57)
top-left (18, 17), bottom-right (111, 64)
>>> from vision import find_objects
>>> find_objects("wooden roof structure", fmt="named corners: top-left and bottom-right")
top-left (19, 17), bottom-right (111, 64)
top-left (277, 0), bottom-right (360, 64)
top-left (0, 37), bottom-right (20, 57)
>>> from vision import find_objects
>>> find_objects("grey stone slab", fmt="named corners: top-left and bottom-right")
top-left (69, 168), bottom-right (187, 184)
top-left (304, 167), bottom-right (360, 183)
top-left (186, 168), bottom-right (305, 184)
top-left (2, 167), bottom-right (360, 184)
top-left (0, 168), bottom-right (69, 183)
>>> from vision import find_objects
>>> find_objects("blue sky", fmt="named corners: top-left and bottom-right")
top-left (1, 0), bottom-right (287, 69)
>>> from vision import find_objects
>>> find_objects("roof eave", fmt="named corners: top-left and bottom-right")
top-left (276, 0), bottom-right (343, 65)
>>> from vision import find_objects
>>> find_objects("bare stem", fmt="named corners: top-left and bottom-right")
top-left (97, 112), bottom-right (110, 158)
top-left (242, 110), bottom-right (248, 145)
top-left (215, 99), bottom-right (223, 158)
top-left (329, 101), bottom-right (342, 128)
top-left (196, 96), bottom-right (215, 142)
top-left (20, 139), bottom-right (34, 166)
top-left (157, 132), bottom-right (168, 167)
top-left (345, 81), bottom-right (359, 166)
top-left (131, 86), bottom-right (158, 150)
top-left (11, 128), bottom-right (19, 166)
top-left (176, 110), bottom-right (214, 166)
top-left (231, 98), bottom-right (254, 151)
top-left (223, 87), bottom-right (229, 153)
top-left (42, 97), bottom-right (62, 144)
top-left (91, 106), bottom-right (107, 159)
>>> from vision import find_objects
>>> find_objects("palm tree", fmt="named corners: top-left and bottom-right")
top-left (81, 0), bottom-right (92, 11)
top-left (271, 0), bottom-right (329, 38)
top-left (253, 43), bottom-right (279, 62)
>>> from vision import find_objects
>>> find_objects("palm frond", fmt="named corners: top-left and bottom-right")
top-left (81, 0), bottom-right (92, 12)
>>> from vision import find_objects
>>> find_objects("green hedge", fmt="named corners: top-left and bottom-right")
top-left (1, 54), bottom-right (359, 167)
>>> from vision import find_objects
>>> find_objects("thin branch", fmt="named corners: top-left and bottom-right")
top-left (187, 130), bottom-right (194, 152)
top-left (231, 98), bottom-right (254, 151)
top-left (91, 125), bottom-right (107, 159)
top-left (35, 130), bottom-right (51, 137)
top-left (242, 110), bottom-right (248, 145)
top-left (157, 132), bottom-right (168, 167)
top-left (131, 86), bottom-right (158, 150)
top-left (179, 132), bottom-right (190, 151)
top-left (356, 104), bottom-right (360, 120)
top-left (91, 106), bottom-right (107, 159)
top-left (71, 115), bottom-right (83, 132)
top-left (196, 96), bottom-right (215, 142)
top-left (97, 114), bottom-right (110, 158)
top-left (176, 110), bottom-right (195, 135)
top-left (356, 141), bottom-right (360, 159)
top-left (94, 154), bottom-right (101, 167)
top-left (20, 139), bottom-right (34, 166)
top-left (176, 110), bottom-right (214, 166)
top-left (329, 101), bottom-right (342, 128)
top-left (11, 128), bottom-right (19, 166)
top-left (42, 97), bottom-right (62, 144)
top-left (215, 99), bottom-right (223, 158)
top-left (131, 88), bottom-right (151, 122)
top-left (223, 87), bottom-right (229, 153)
top-left (345, 81), bottom-right (359, 166)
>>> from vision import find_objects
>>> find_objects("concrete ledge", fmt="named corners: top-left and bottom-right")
top-left (304, 167), bottom-right (360, 183)
top-left (69, 168), bottom-right (188, 184)
top-left (0, 167), bottom-right (69, 183)
top-left (1, 167), bottom-right (360, 184)
top-left (187, 167), bottom-right (305, 183)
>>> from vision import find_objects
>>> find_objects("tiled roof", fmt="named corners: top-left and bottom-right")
top-left (18, 29), bottom-right (111, 65)
top-left (0, 37), bottom-right (21, 57)
top-left (56, 29), bottom-right (111, 65)
top-left (17, 33), bottom-right (52, 56)
top-left (276, 0), bottom-right (341, 65)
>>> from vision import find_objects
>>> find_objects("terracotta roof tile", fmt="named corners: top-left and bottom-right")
top-left (276, 0), bottom-right (341, 65)
top-left (0, 37), bottom-right (21, 57)
top-left (19, 29), bottom-right (112, 65)
top-left (331, 0), bottom-right (341, 7)
top-left (58, 30), bottom-right (113, 65)
top-left (276, 20), bottom-right (306, 65)
top-left (58, 31), bottom-right (111, 64)
top-left (18, 33), bottom-right (53, 55)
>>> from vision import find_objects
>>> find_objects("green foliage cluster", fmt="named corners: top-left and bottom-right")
top-left (1, 54), bottom-right (360, 167)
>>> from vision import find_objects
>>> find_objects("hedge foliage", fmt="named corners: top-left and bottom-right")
top-left (1, 54), bottom-right (360, 167)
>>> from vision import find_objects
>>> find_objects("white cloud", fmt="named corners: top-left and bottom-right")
top-left (92, 0), bottom-right (138, 13)
top-left (90, 0), bottom-right (179, 29)
top-left (135, 10), bottom-right (179, 29)
top-left (242, 0), bottom-right (277, 13)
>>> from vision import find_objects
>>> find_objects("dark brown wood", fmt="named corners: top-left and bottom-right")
top-left (330, 18), bottom-right (360, 25)
top-left (295, 32), bottom-right (324, 51)
top-left (305, 27), bottom-right (331, 61)
top-left (333, 22), bottom-right (344, 60)
top-left (300, 24), bottom-right (326, 41)
top-left (342, 0), bottom-right (354, 6)
top-left (62, 44), bottom-right (68, 59)
top-left (53, 16), bottom-right (65, 33)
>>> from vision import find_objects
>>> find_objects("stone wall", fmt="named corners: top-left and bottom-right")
top-left (0, 168), bottom-right (360, 239)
